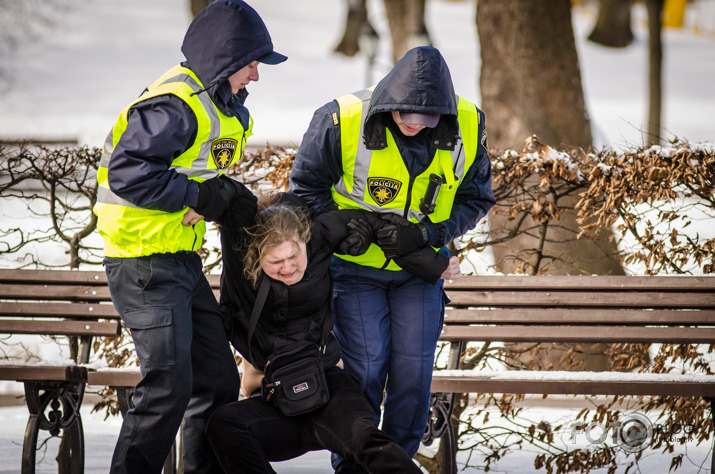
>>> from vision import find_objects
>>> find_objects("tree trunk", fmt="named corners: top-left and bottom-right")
top-left (646, 0), bottom-right (664, 144)
top-left (333, 0), bottom-right (371, 57)
top-left (588, 0), bottom-right (634, 47)
top-left (477, 0), bottom-right (624, 372)
top-left (383, 0), bottom-right (431, 63)
top-left (477, 0), bottom-right (593, 151)
top-left (477, 0), bottom-right (623, 278)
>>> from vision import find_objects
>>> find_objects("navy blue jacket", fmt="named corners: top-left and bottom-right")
top-left (106, 0), bottom-right (275, 212)
top-left (289, 47), bottom-right (495, 248)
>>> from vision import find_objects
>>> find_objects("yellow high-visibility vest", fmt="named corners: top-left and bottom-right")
top-left (331, 89), bottom-right (479, 270)
top-left (94, 65), bottom-right (252, 258)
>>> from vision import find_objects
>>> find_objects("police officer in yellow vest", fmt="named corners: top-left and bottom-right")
top-left (290, 46), bottom-right (495, 472)
top-left (93, 2), bottom-right (286, 472)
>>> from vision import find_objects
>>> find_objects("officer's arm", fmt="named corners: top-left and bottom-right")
top-left (329, 211), bottom-right (449, 285)
top-left (289, 102), bottom-right (342, 217)
top-left (107, 95), bottom-right (199, 213)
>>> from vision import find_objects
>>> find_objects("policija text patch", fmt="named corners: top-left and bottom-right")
top-left (368, 177), bottom-right (401, 206)
top-left (211, 138), bottom-right (238, 169)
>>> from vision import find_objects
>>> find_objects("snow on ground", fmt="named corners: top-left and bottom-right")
top-left (1, 398), bottom-right (712, 473)
top-left (0, 402), bottom-right (335, 473)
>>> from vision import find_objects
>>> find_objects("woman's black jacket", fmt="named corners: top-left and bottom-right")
top-left (219, 209), bottom-right (449, 371)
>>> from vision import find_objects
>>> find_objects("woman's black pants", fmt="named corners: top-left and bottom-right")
top-left (206, 368), bottom-right (422, 473)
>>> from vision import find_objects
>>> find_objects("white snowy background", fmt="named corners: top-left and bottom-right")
top-left (1, 0), bottom-right (714, 472)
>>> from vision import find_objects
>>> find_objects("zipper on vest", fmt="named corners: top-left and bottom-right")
top-left (191, 224), bottom-right (198, 251)
top-left (404, 176), bottom-right (417, 219)
top-left (452, 138), bottom-right (464, 184)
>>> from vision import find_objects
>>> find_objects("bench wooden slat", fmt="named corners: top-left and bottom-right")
top-left (439, 325), bottom-right (715, 344)
top-left (0, 319), bottom-right (121, 337)
top-left (0, 268), bottom-right (109, 285)
top-left (0, 268), bottom-right (222, 288)
top-left (0, 365), bottom-right (87, 382)
top-left (0, 283), bottom-right (113, 301)
top-left (0, 301), bottom-right (119, 319)
top-left (445, 290), bottom-right (715, 309)
top-left (87, 370), bottom-right (142, 387)
top-left (443, 308), bottom-right (715, 325)
top-left (430, 376), bottom-right (715, 398)
top-left (444, 275), bottom-right (715, 291)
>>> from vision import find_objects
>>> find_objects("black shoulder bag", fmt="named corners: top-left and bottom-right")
top-left (247, 276), bottom-right (331, 416)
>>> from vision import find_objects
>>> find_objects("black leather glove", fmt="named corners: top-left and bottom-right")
top-left (216, 193), bottom-right (258, 230)
top-left (193, 177), bottom-right (237, 222)
top-left (336, 218), bottom-right (373, 256)
top-left (215, 176), bottom-right (258, 230)
top-left (218, 174), bottom-right (251, 196)
top-left (377, 213), bottom-right (429, 259)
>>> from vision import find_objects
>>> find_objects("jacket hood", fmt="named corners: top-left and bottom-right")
top-left (364, 46), bottom-right (459, 149)
top-left (181, 0), bottom-right (283, 104)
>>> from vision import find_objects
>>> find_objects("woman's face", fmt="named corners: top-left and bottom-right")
top-left (260, 240), bottom-right (308, 286)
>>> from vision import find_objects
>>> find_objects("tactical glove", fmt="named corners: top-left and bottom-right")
top-left (377, 213), bottom-right (429, 259)
top-left (336, 218), bottom-right (373, 256)
top-left (193, 177), bottom-right (237, 222)
top-left (216, 193), bottom-right (258, 230)
top-left (215, 176), bottom-right (258, 230)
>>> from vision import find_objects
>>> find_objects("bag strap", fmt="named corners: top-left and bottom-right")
top-left (247, 275), bottom-right (271, 360)
top-left (319, 280), bottom-right (334, 350)
top-left (247, 275), bottom-right (334, 360)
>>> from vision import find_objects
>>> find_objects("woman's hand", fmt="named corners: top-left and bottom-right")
top-left (441, 256), bottom-right (461, 281)
top-left (240, 360), bottom-right (265, 398)
top-left (182, 208), bottom-right (205, 226)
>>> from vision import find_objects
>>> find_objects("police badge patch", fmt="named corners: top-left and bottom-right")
top-left (211, 138), bottom-right (238, 169)
top-left (367, 177), bottom-right (401, 206)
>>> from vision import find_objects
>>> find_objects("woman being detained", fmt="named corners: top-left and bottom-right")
top-left (206, 191), bottom-right (459, 473)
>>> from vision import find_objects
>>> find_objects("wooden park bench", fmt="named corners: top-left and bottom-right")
top-left (0, 268), bottom-right (195, 474)
top-left (424, 275), bottom-right (715, 474)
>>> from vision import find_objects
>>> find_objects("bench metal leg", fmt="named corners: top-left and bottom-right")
top-left (421, 341), bottom-right (463, 473)
top-left (21, 411), bottom-right (40, 474)
top-left (423, 392), bottom-right (455, 443)
top-left (115, 387), bottom-right (177, 474)
top-left (422, 391), bottom-right (457, 474)
top-left (115, 386), bottom-right (134, 417)
top-left (707, 397), bottom-right (715, 473)
top-left (21, 380), bottom-right (85, 474)
top-left (440, 412), bottom-right (457, 474)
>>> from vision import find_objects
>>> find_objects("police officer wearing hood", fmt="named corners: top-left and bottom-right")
top-left (289, 46), bottom-right (495, 472)
top-left (93, 1), bottom-right (286, 472)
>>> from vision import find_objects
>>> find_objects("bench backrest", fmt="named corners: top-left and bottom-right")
top-left (4, 271), bottom-right (713, 350)
top-left (0, 269), bottom-right (222, 364)
top-left (441, 275), bottom-right (715, 344)
top-left (0, 269), bottom-right (121, 339)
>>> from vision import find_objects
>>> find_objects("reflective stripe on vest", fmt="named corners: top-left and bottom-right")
top-left (331, 89), bottom-right (479, 270)
top-left (94, 64), bottom-right (252, 258)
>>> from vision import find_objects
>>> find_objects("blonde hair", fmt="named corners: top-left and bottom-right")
top-left (242, 191), bottom-right (312, 285)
